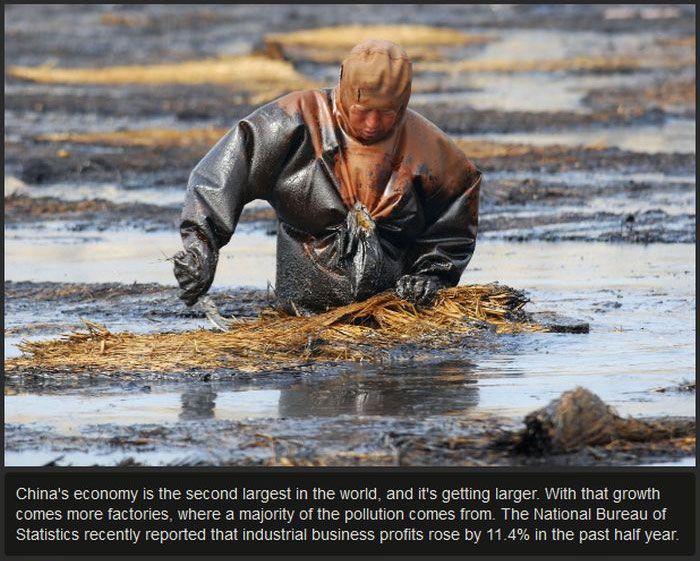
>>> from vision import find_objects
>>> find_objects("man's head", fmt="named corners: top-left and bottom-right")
top-left (336, 39), bottom-right (412, 143)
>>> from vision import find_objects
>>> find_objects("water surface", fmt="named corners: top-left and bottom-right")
top-left (5, 235), bottom-right (695, 466)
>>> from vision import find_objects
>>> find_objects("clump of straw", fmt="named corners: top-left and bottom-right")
top-left (513, 387), bottom-right (696, 455)
top-left (266, 25), bottom-right (492, 49)
top-left (7, 284), bottom-right (546, 375)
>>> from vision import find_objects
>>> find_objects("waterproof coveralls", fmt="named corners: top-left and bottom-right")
top-left (175, 41), bottom-right (481, 312)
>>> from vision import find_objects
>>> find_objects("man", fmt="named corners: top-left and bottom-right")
top-left (174, 39), bottom-right (481, 314)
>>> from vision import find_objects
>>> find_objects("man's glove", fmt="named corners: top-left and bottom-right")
top-left (173, 243), bottom-right (217, 307)
top-left (396, 274), bottom-right (444, 305)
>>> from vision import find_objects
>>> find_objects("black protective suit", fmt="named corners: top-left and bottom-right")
top-left (176, 88), bottom-right (481, 313)
top-left (175, 42), bottom-right (481, 313)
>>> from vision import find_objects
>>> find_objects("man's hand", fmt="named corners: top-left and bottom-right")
top-left (395, 274), bottom-right (443, 305)
top-left (173, 245), bottom-right (216, 306)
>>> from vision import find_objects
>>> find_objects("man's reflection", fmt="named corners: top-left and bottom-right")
top-left (277, 361), bottom-right (480, 418)
top-left (177, 362), bottom-right (484, 420)
top-left (179, 385), bottom-right (217, 420)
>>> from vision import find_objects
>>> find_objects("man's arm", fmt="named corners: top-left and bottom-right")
top-left (174, 104), bottom-right (291, 305)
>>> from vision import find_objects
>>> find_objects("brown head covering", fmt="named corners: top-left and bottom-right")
top-left (334, 39), bottom-right (413, 137)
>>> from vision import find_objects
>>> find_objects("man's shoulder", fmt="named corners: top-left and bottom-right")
top-left (402, 108), bottom-right (480, 191)
top-left (403, 108), bottom-right (468, 163)
top-left (272, 89), bottom-right (333, 118)
top-left (240, 89), bottom-right (332, 136)
top-left (404, 108), bottom-right (449, 137)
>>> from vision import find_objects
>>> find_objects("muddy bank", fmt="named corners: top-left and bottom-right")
top-left (4, 84), bottom-right (255, 122)
top-left (5, 130), bottom-right (695, 243)
top-left (4, 194), bottom-right (276, 232)
top-left (480, 209), bottom-right (695, 243)
top-left (6, 86), bottom-right (689, 134)
top-left (420, 105), bottom-right (670, 135)
top-left (6, 191), bottom-right (693, 243)
top-left (472, 145), bottom-right (694, 175)
top-left (481, 172), bottom-right (694, 205)
top-left (5, 409), bottom-right (693, 467)
top-left (10, 131), bottom-right (695, 186)
top-left (5, 383), bottom-right (695, 467)
top-left (4, 194), bottom-right (180, 231)
top-left (582, 77), bottom-right (696, 119)
top-left (6, 141), bottom-right (200, 187)
top-left (4, 280), bottom-right (266, 322)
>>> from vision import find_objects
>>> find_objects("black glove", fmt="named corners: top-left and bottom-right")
top-left (396, 274), bottom-right (444, 305)
top-left (173, 243), bottom-right (217, 306)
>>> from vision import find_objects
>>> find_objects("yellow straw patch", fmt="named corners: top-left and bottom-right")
top-left (7, 285), bottom-right (547, 375)
top-left (263, 25), bottom-right (495, 63)
top-left (37, 127), bottom-right (229, 148)
top-left (266, 24), bottom-right (493, 49)
top-left (456, 139), bottom-right (608, 159)
top-left (416, 53), bottom-right (696, 74)
top-left (8, 55), bottom-right (317, 92)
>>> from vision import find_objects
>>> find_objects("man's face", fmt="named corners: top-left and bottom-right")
top-left (346, 103), bottom-right (398, 143)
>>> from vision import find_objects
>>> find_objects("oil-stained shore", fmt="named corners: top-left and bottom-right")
top-left (5, 6), bottom-right (696, 244)
top-left (5, 274), bottom-right (695, 467)
top-left (4, 4), bottom-right (696, 466)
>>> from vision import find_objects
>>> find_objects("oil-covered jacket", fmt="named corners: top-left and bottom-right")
top-left (180, 88), bottom-right (481, 312)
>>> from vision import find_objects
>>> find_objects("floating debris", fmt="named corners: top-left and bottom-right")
top-left (7, 284), bottom-right (549, 375)
top-left (512, 387), bottom-right (694, 454)
top-left (651, 381), bottom-right (696, 394)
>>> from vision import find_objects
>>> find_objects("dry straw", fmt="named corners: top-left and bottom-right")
top-left (37, 127), bottom-right (228, 148)
top-left (263, 25), bottom-right (495, 64)
top-left (455, 140), bottom-right (608, 160)
top-left (8, 55), bottom-right (309, 87)
top-left (8, 284), bottom-right (546, 375)
top-left (8, 56), bottom-right (318, 104)
top-left (416, 53), bottom-right (695, 74)
top-left (265, 25), bottom-right (493, 49)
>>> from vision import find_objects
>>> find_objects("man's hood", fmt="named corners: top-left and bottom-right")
top-left (334, 39), bottom-right (412, 141)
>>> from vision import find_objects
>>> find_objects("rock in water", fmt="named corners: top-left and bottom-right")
top-left (514, 386), bottom-right (678, 454)
top-left (4, 176), bottom-right (27, 197)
